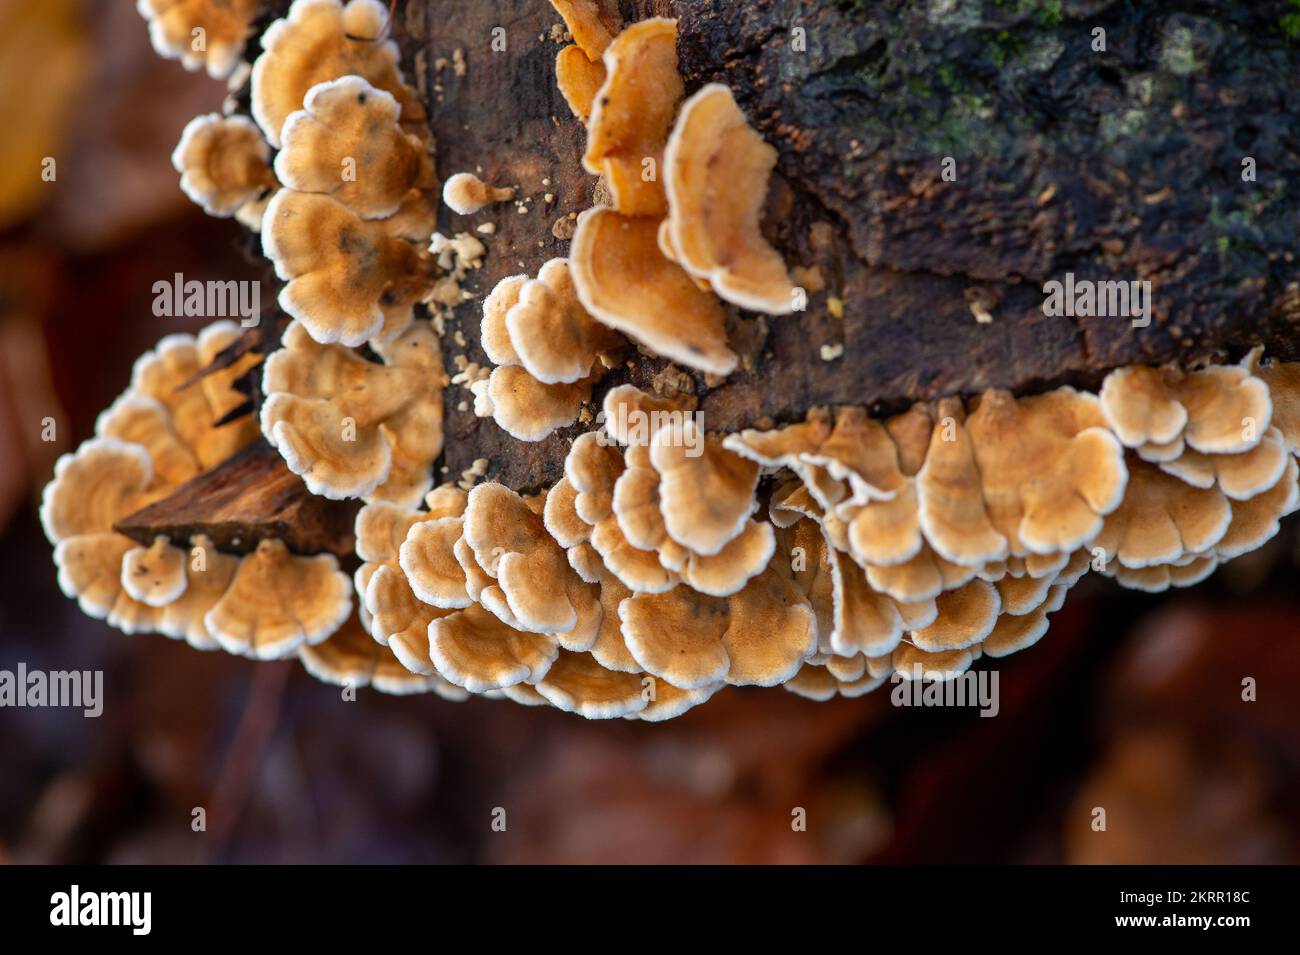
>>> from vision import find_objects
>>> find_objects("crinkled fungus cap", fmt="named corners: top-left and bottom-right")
top-left (785, 659), bottom-right (889, 701)
top-left (583, 17), bottom-right (683, 217)
top-left (429, 602), bottom-right (560, 694)
top-left (1100, 360), bottom-right (1273, 458)
top-left (171, 114), bottom-right (276, 221)
top-left (1159, 426), bottom-right (1289, 501)
top-left (1249, 357), bottom-right (1300, 452)
top-left (966, 386), bottom-right (1128, 556)
top-left (534, 651), bottom-right (650, 719)
top-left (138, 0), bottom-right (260, 78)
top-left (40, 320), bottom-right (266, 635)
top-left (251, 0), bottom-right (425, 149)
top-left (41, 437), bottom-right (156, 546)
top-left (651, 417), bottom-right (759, 557)
top-left (1214, 454), bottom-right (1299, 560)
top-left (156, 535), bottom-right (240, 651)
top-left (478, 264), bottom-right (618, 441)
top-left (41, 438), bottom-right (169, 634)
top-left (982, 582), bottom-right (1069, 657)
top-left (601, 384), bottom-right (695, 446)
top-left (570, 208), bottom-right (736, 375)
top-left (504, 258), bottom-right (623, 385)
top-left (300, 613), bottom-right (467, 698)
top-left (129, 322), bottom-right (260, 468)
top-left (276, 75), bottom-right (433, 220)
top-left (204, 538), bottom-right (353, 660)
top-left (664, 83), bottom-right (797, 315)
top-left (354, 489), bottom-right (465, 670)
top-left (462, 482), bottom-right (595, 636)
top-left (263, 189), bottom-right (431, 346)
top-left (620, 565), bottom-right (815, 690)
top-left (442, 173), bottom-right (515, 216)
top-left (261, 320), bottom-right (445, 505)
top-left (487, 366), bottom-right (595, 442)
top-left (916, 398), bottom-right (1009, 566)
top-left (121, 536), bottom-right (188, 608)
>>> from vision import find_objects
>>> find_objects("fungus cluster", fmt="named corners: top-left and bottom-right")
top-left (476, 260), bottom-right (625, 440)
top-left (164, 3), bottom-right (449, 486)
top-left (138, 0), bottom-right (261, 79)
top-left (552, 15), bottom-right (798, 376)
top-left (295, 355), bottom-right (1297, 715)
top-left (40, 6), bottom-right (1300, 717)
top-left (41, 323), bottom-right (350, 659)
top-left (162, 0), bottom-right (439, 321)
top-left (260, 320), bottom-right (447, 505)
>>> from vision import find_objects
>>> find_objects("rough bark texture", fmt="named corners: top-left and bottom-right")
top-left (115, 439), bottom-right (359, 557)
top-left (124, 0), bottom-right (1300, 554)
top-left (414, 0), bottom-right (1300, 490)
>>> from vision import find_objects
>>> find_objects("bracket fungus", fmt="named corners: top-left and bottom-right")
top-left (663, 84), bottom-right (797, 314)
top-left (354, 487), bottom-right (466, 671)
top-left (251, 0), bottom-right (425, 150)
top-left (965, 388), bottom-right (1128, 557)
top-left (261, 320), bottom-right (445, 505)
top-left (137, 0), bottom-right (260, 79)
top-left (569, 208), bottom-right (736, 376)
top-left (619, 565), bottom-right (815, 690)
top-left (554, 45), bottom-right (607, 122)
top-left (36, 323), bottom-right (362, 658)
top-left (651, 417), bottom-right (760, 557)
top-left (275, 76), bottom-right (435, 220)
top-left (582, 17), bottom-right (682, 218)
top-left (1099, 359), bottom-right (1273, 460)
top-left (263, 190), bottom-right (435, 346)
top-left (204, 539), bottom-right (353, 660)
top-left (36, 8), bottom-right (1300, 722)
top-left (172, 114), bottom-right (277, 227)
top-left (550, 0), bottom-right (622, 60)
top-left (300, 614), bottom-right (467, 698)
top-left (478, 261), bottom-right (621, 441)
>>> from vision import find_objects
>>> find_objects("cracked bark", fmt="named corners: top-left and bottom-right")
top-left (420, 0), bottom-right (1300, 490)
top-left (121, 0), bottom-right (1300, 555)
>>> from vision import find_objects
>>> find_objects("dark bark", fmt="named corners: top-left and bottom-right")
top-left (114, 439), bottom-right (359, 557)
top-left (122, 0), bottom-right (1300, 555)
top-left (415, 0), bottom-right (1300, 490)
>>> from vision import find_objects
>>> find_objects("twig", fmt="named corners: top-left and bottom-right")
top-left (205, 661), bottom-right (292, 859)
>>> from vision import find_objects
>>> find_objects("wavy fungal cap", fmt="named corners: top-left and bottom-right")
top-left (583, 17), bottom-right (683, 218)
top-left (172, 114), bottom-right (276, 221)
top-left (138, 0), bottom-right (260, 78)
top-left (570, 209), bottom-right (736, 375)
top-left (251, 0), bottom-right (424, 149)
top-left (262, 190), bottom-right (431, 347)
top-left (664, 84), bottom-right (797, 315)
top-left (260, 319), bottom-right (445, 506)
top-left (276, 76), bottom-right (434, 220)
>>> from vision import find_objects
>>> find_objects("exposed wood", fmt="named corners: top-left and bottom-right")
top-left (114, 438), bottom-right (359, 557)
top-left (410, 0), bottom-right (1300, 491)
top-left (186, 1), bottom-right (1300, 539)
